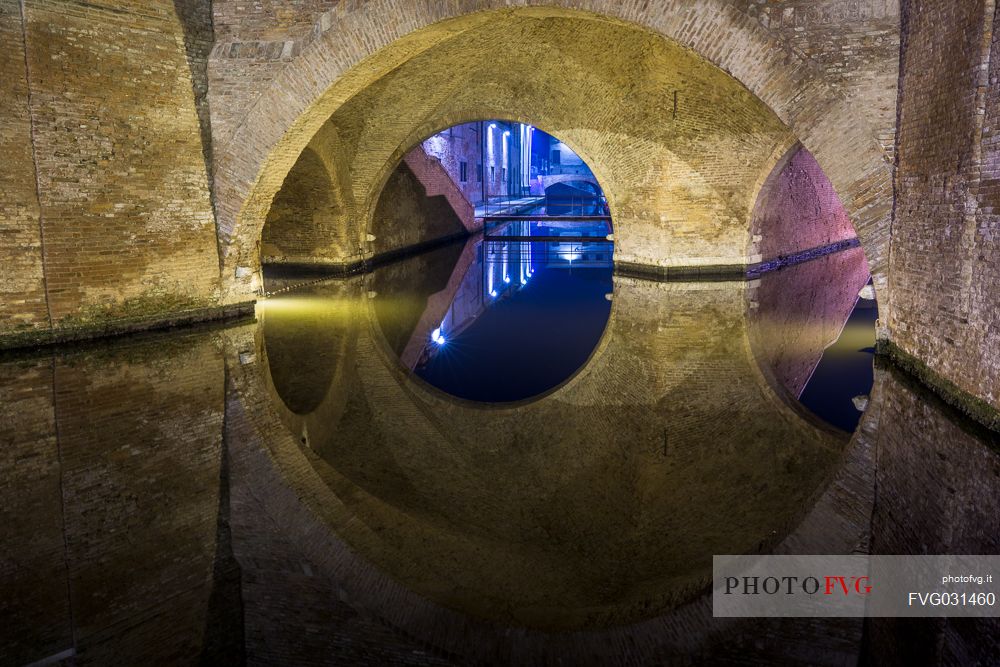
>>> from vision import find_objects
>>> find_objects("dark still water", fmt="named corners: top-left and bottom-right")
top-left (373, 224), bottom-right (614, 402)
top-left (2, 240), bottom-right (998, 666)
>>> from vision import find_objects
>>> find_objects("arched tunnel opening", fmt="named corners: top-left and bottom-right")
top-left (5, 2), bottom-right (1000, 666)
top-left (251, 10), bottom-right (888, 635)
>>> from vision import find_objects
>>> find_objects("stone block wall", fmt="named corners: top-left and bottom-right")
top-left (888, 0), bottom-right (1000, 410)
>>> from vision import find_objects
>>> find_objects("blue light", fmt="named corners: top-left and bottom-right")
top-left (435, 335), bottom-right (446, 346)
top-left (490, 290), bottom-right (497, 297)
top-left (504, 276), bottom-right (511, 284)
top-left (520, 278), bottom-right (527, 285)
top-left (489, 123), bottom-right (497, 129)
top-left (431, 327), bottom-right (441, 341)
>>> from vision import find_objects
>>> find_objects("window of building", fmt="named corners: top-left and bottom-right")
top-left (459, 161), bottom-right (468, 182)
top-left (551, 149), bottom-right (561, 165)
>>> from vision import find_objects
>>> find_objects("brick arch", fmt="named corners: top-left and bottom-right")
top-left (214, 2), bottom-right (891, 307)
top-left (260, 146), bottom-right (342, 265)
top-left (749, 143), bottom-right (862, 267)
top-left (258, 121), bottom-right (355, 266)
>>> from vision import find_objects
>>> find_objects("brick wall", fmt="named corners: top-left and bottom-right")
top-left (0, 0), bottom-right (222, 342)
top-left (420, 122), bottom-right (487, 206)
top-left (403, 144), bottom-right (475, 227)
top-left (212, 2), bottom-right (894, 303)
top-left (731, 0), bottom-right (901, 157)
top-left (369, 162), bottom-right (468, 257)
top-left (888, 0), bottom-right (1000, 409)
top-left (752, 147), bottom-right (859, 263)
top-left (0, 0), bottom-right (48, 335)
top-left (261, 147), bottom-right (346, 264)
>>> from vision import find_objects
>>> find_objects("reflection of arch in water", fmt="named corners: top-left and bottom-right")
top-left (747, 246), bottom-right (874, 408)
top-left (257, 282), bottom-right (365, 448)
top-left (251, 271), bottom-right (857, 633)
top-left (368, 231), bottom-right (614, 404)
top-left (543, 179), bottom-right (606, 216)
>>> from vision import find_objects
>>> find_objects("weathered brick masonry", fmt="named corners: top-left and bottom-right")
top-left (211, 1), bottom-right (895, 309)
top-left (1, 1), bottom-right (897, 331)
top-left (1, 0), bottom-right (222, 344)
top-left (4, 0), bottom-right (1000, 415)
top-left (0, 0), bottom-right (48, 334)
top-left (888, 0), bottom-right (1000, 411)
top-left (752, 147), bottom-right (859, 264)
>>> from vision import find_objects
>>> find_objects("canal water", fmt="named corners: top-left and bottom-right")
top-left (1, 238), bottom-right (997, 665)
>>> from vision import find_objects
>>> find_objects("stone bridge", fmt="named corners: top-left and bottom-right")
top-left (2, 0), bottom-right (998, 418)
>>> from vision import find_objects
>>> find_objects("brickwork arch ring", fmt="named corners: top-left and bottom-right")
top-left (214, 2), bottom-right (892, 314)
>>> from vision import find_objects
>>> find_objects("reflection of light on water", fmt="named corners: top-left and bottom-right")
top-left (257, 296), bottom-right (361, 319)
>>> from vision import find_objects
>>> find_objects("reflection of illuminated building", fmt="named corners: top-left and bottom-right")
top-left (413, 220), bottom-right (613, 369)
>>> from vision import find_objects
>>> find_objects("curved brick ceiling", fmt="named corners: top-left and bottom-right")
top-left (215, 4), bottom-right (892, 311)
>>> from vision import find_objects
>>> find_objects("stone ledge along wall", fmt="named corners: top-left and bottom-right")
top-left (888, 0), bottom-right (1000, 412)
top-left (0, 0), bottom-right (223, 346)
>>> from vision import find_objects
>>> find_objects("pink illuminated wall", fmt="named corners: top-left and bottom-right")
top-left (751, 147), bottom-right (858, 262)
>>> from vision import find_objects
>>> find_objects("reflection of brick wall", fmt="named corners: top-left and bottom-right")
top-left (888, 0), bottom-right (1000, 410)
top-left (749, 247), bottom-right (871, 399)
top-left (0, 359), bottom-right (67, 665)
top-left (752, 147), bottom-right (857, 262)
top-left (866, 367), bottom-right (1000, 666)
top-left (0, 333), bottom-right (227, 664)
